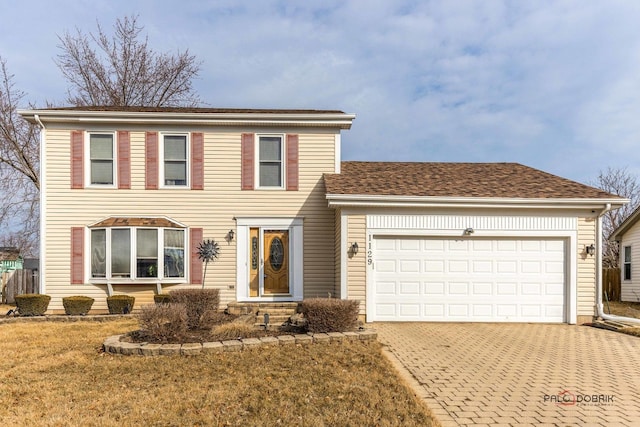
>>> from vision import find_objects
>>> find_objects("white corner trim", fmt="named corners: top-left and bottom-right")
top-left (340, 212), bottom-right (348, 299)
top-left (36, 115), bottom-right (46, 294)
top-left (334, 134), bottom-right (341, 174)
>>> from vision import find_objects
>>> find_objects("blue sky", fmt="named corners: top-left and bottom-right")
top-left (2, 0), bottom-right (640, 184)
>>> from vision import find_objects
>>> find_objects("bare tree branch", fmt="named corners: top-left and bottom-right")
top-left (55, 15), bottom-right (202, 107)
top-left (0, 57), bottom-right (40, 256)
top-left (590, 167), bottom-right (640, 268)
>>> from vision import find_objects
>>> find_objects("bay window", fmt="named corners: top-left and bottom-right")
top-left (90, 226), bottom-right (185, 281)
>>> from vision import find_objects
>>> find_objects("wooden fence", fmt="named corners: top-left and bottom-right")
top-left (1, 269), bottom-right (40, 304)
top-left (603, 267), bottom-right (621, 302)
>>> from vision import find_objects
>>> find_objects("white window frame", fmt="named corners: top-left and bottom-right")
top-left (88, 226), bottom-right (187, 283)
top-left (160, 133), bottom-right (190, 188)
top-left (235, 217), bottom-right (304, 301)
top-left (255, 134), bottom-right (285, 190)
top-left (85, 131), bottom-right (117, 188)
top-left (624, 245), bottom-right (632, 281)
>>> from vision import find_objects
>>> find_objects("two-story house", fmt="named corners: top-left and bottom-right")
top-left (20, 106), bottom-right (626, 324)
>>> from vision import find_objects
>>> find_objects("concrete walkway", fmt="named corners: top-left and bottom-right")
top-left (376, 323), bottom-right (640, 426)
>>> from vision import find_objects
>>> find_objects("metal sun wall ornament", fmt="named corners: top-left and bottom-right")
top-left (197, 239), bottom-right (220, 289)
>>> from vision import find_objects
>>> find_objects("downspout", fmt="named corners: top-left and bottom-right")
top-left (596, 203), bottom-right (640, 324)
top-left (34, 114), bottom-right (46, 295)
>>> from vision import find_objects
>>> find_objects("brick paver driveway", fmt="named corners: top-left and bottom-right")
top-left (377, 323), bottom-right (640, 426)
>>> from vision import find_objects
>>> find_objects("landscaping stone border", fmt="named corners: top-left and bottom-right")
top-left (103, 330), bottom-right (378, 356)
top-left (0, 314), bottom-right (132, 324)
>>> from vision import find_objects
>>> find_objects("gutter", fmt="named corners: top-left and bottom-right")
top-left (34, 114), bottom-right (46, 296)
top-left (596, 203), bottom-right (640, 324)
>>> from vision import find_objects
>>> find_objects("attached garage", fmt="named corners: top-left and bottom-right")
top-left (371, 236), bottom-right (566, 322)
top-left (325, 162), bottom-right (627, 325)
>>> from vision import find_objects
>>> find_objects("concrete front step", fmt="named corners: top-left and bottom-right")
top-left (226, 301), bottom-right (300, 317)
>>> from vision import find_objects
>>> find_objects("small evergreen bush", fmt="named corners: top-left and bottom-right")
top-left (169, 289), bottom-right (219, 329)
top-left (138, 303), bottom-right (188, 343)
top-left (153, 293), bottom-right (171, 304)
top-left (14, 293), bottom-right (51, 316)
top-left (62, 296), bottom-right (95, 315)
top-left (106, 295), bottom-right (135, 314)
top-left (300, 298), bottom-right (360, 333)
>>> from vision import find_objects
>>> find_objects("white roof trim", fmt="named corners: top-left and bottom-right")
top-left (18, 109), bottom-right (356, 129)
top-left (326, 193), bottom-right (629, 210)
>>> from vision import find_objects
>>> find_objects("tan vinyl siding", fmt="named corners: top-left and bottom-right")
top-left (346, 214), bottom-right (366, 314)
top-left (577, 216), bottom-right (597, 316)
top-left (620, 221), bottom-right (640, 302)
top-left (43, 128), bottom-right (338, 311)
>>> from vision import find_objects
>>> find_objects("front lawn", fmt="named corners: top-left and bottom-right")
top-left (604, 300), bottom-right (640, 319)
top-left (0, 319), bottom-right (438, 426)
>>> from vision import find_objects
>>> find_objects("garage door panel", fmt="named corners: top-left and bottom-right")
top-left (373, 237), bottom-right (566, 322)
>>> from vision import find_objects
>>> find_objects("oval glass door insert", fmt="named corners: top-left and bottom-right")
top-left (269, 237), bottom-right (284, 271)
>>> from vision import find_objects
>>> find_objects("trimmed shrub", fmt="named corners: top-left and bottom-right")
top-left (62, 296), bottom-right (95, 315)
top-left (106, 295), bottom-right (135, 314)
top-left (210, 322), bottom-right (260, 341)
top-left (138, 303), bottom-right (188, 343)
top-left (169, 289), bottom-right (219, 329)
top-left (153, 293), bottom-right (171, 304)
top-left (14, 294), bottom-right (51, 316)
top-left (300, 298), bottom-right (360, 333)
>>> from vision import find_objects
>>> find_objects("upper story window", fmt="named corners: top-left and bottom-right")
top-left (161, 134), bottom-right (189, 187)
top-left (624, 245), bottom-right (632, 281)
top-left (88, 133), bottom-right (115, 186)
top-left (90, 225), bottom-right (185, 281)
top-left (257, 135), bottom-right (284, 188)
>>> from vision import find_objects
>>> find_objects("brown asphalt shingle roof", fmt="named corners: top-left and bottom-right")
top-left (325, 162), bottom-right (620, 199)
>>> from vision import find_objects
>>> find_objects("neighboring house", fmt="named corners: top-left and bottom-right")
top-left (610, 206), bottom-right (640, 302)
top-left (0, 247), bottom-right (23, 274)
top-left (19, 106), bottom-right (626, 324)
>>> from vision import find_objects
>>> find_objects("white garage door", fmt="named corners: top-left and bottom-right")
top-left (372, 237), bottom-right (566, 322)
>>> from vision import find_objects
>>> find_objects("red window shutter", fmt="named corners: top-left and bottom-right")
top-left (71, 227), bottom-right (84, 284)
top-left (286, 134), bottom-right (299, 191)
top-left (145, 132), bottom-right (158, 190)
top-left (190, 228), bottom-right (203, 285)
top-left (117, 131), bottom-right (131, 189)
top-left (241, 133), bottom-right (255, 190)
top-left (191, 132), bottom-right (204, 190)
top-left (71, 130), bottom-right (84, 189)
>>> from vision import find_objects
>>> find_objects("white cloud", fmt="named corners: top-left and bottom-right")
top-left (2, 0), bottom-right (640, 182)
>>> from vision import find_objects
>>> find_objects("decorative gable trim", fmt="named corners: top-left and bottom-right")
top-left (241, 133), bottom-right (255, 190)
top-left (145, 131), bottom-right (158, 190)
top-left (71, 130), bottom-right (84, 189)
top-left (117, 131), bottom-right (131, 189)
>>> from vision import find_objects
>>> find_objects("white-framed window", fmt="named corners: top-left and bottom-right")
top-left (256, 134), bottom-right (284, 189)
top-left (161, 133), bottom-right (189, 187)
top-left (624, 245), bottom-right (632, 281)
top-left (90, 226), bottom-right (186, 281)
top-left (87, 132), bottom-right (116, 186)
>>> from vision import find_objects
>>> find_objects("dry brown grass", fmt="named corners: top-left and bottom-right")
top-left (604, 300), bottom-right (640, 319)
top-left (0, 319), bottom-right (438, 426)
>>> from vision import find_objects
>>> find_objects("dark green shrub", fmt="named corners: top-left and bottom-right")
top-left (106, 295), bottom-right (135, 314)
top-left (169, 289), bottom-right (219, 329)
top-left (62, 296), bottom-right (95, 315)
top-left (153, 293), bottom-right (171, 304)
top-left (14, 294), bottom-right (51, 316)
top-left (300, 298), bottom-right (360, 333)
top-left (138, 303), bottom-right (188, 343)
